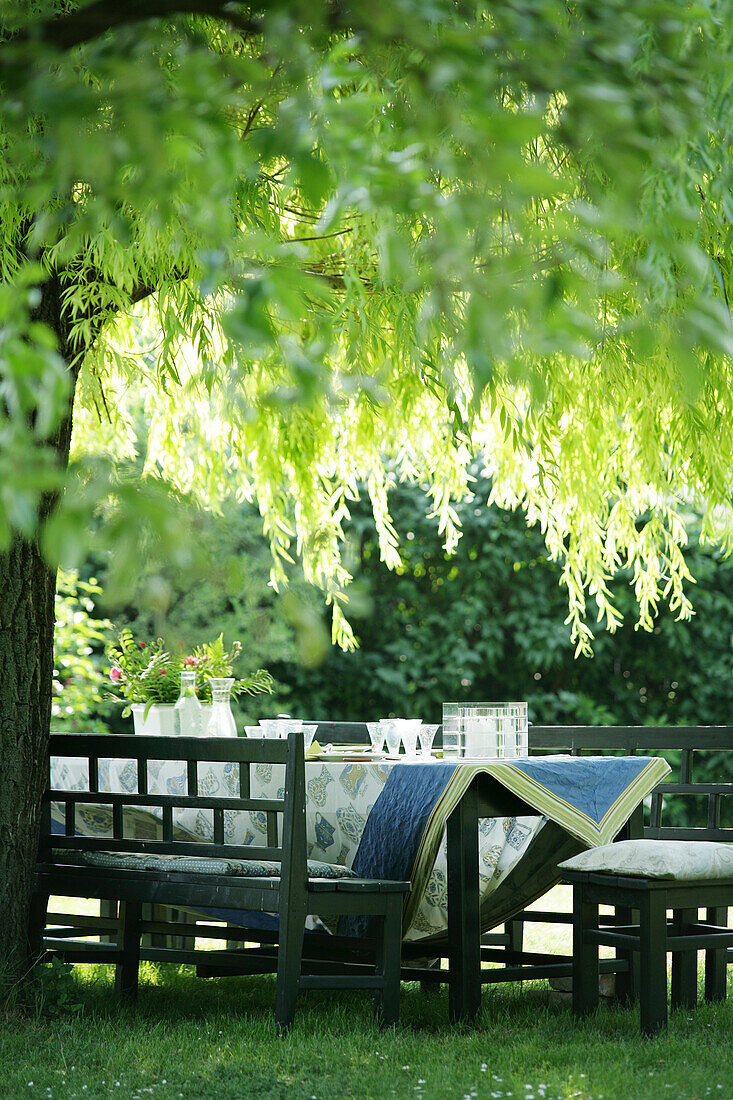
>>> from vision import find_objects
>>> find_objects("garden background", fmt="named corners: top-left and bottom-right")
top-left (56, 465), bottom-right (733, 738)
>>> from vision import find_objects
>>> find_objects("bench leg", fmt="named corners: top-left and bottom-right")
top-left (505, 917), bottom-right (524, 960)
top-left (572, 891), bottom-right (599, 1018)
top-left (704, 906), bottom-right (728, 1004)
top-left (419, 957), bottom-right (443, 995)
top-left (374, 895), bottom-right (402, 1028)
top-left (671, 907), bottom-right (698, 1010)
top-left (639, 891), bottom-right (668, 1036)
top-left (275, 903), bottom-right (306, 1030)
top-left (613, 905), bottom-right (638, 1005)
top-left (115, 901), bottom-right (142, 1001)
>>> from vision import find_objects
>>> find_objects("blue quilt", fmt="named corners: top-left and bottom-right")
top-left (340, 754), bottom-right (670, 937)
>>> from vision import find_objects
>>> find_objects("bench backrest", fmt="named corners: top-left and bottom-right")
top-left (529, 725), bottom-right (733, 843)
top-left (311, 721), bottom-right (444, 747)
top-left (311, 721), bottom-right (370, 746)
top-left (42, 731), bottom-right (307, 881)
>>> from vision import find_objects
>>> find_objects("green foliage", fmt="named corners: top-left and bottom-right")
top-left (275, 470), bottom-right (733, 732)
top-left (96, 495), bottom-right (325, 723)
top-left (105, 629), bottom-right (272, 718)
top-left (28, 958), bottom-right (83, 1020)
top-left (1, 956), bottom-right (83, 1021)
top-left (62, 471), bottom-right (733, 743)
top-left (52, 569), bottom-right (114, 733)
top-left (105, 631), bottom-right (182, 715)
top-left (187, 636), bottom-right (274, 704)
top-left (3, 2), bottom-right (733, 649)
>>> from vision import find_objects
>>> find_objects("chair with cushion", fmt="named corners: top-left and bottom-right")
top-left (559, 840), bottom-right (733, 1035)
top-left (33, 730), bottom-right (409, 1028)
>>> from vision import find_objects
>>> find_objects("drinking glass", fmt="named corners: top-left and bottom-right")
top-left (399, 719), bottom-right (422, 756)
top-left (302, 724), bottom-right (318, 752)
top-left (418, 724), bottom-right (439, 757)
top-left (367, 722), bottom-right (386, 753)
top-left (441, 703), bottom-right (462, 757)
top-left (261, 717), bottom-right (302, 739)
top-left (381, 719), bottom-right (402, 756)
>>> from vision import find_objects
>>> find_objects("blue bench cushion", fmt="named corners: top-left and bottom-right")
top-left (51, 849), bottom-right (355, 879)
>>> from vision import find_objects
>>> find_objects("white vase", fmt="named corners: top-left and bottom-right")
top-left (131, 703), bottom-right (213, 735)
top-left (131, 704), bottom-right (176, 736)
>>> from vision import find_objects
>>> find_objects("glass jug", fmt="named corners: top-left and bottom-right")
top-left (205, 677), bottom-right (237, 737)
top-left (174, 671), bottom-right (202, 736)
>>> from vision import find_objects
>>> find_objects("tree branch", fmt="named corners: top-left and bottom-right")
top-left (9, 1), bottom-right (262, 53)
top-left (8, 0), bottom-right (364, 54)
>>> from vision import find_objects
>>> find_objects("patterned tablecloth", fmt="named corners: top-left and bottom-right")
top-left (50, 751), bottom-right (671, 942)
top-left (49, 754), bottom-right (544, 942)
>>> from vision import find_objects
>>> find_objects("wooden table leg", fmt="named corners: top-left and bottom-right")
top-left (447, 782), bottom-right (481, 1023)
top-left (671, 907), bottom-right (698, 1010)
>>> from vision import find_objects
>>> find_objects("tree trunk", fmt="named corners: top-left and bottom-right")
top-left (0, 274), bottom-right (80, 984)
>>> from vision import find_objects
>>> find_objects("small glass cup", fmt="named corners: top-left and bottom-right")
top-left (261, 718), bottom-right (302, 739)
top-left (258, 719), bottom-right (279, 739)
top-left (399, 719), bottom-right (422, 756)
top-left (418, 724), bottom-right (439, 757)
top-left (367, 722), bottom-right (386, 754)
top-left (302, 724), bottom-right (317, 752)
top-left (381, 719), bottom-right (402, 756)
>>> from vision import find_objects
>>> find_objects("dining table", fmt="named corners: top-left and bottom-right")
top-left (49, 745), bottom-right (670, 1021)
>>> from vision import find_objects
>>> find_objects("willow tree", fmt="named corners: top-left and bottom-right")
top-left (2, 0), bottom-right (733, 978)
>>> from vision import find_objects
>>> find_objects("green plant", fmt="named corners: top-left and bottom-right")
top-left (1, 956), bottom-right (83, 1022)
top-left (105, 631), bottom-right (180, 715)
top-left (106, 629), bottom-right (273, 717)
top-left (186, 635), bottom-right (274, 703)
top-left (53, 570), bottom-right (114, 734)
top-left (30, 958), bottom-right (83, 1019)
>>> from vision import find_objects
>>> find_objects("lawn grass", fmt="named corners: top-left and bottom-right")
top-left (2, 891), bottom-right (731, 1100)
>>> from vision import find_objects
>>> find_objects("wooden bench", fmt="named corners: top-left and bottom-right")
top-left (33, 731), bottom-right (409, 1027)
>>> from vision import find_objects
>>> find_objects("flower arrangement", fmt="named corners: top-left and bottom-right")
top-left (106, 629), bottom-right (273, 717)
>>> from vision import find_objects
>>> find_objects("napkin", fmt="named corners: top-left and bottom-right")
top-left (305, 740), bottom-right (323, 759)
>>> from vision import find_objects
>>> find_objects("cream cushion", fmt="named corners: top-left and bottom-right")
top-left (558, 839), bottom-right (733, 880)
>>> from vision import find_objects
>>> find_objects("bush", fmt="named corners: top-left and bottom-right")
top-left (272, 471), bottom-right (733, 733)
top-left (52, 570), bottom-right (115, 733)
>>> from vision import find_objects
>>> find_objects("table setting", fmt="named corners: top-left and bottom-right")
top-left (49, 698), bottom-right (670, 950)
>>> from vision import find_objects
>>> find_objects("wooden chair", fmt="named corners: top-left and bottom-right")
top-left (33, 730), bottom-right (409, 1027)
top-left (560, 840), bottom-right (733, 1035)
top-left (531, 725), bottom-right (733, 1035)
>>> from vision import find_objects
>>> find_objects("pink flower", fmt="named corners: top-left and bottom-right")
top-left (110, 667), bottom-right (123, 683)
top-left (184, 655), bottom-right (200, 668)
